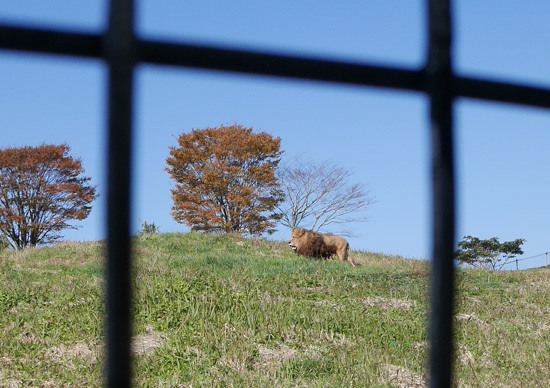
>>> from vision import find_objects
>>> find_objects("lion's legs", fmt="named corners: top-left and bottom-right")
top-left (342, 246), bottom-right (355, 267)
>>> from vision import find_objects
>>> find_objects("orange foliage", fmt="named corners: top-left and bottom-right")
top-left (0, 144), bottom-right (98, 249)
top-left (165, 124), bottom-right (284, 235)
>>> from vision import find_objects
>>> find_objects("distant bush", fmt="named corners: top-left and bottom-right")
top-left (140, 221), bottom-right (160, 235)
top-left (455, 235), bottom-right (525, 271)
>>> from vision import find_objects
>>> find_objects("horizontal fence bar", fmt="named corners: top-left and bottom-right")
top-left (2, 24), bottom-right (550, 110)
top-left (138, 40), bottom-right (424, 92)
top-left (0, 24), bottom-right (422, 91)
top-left (0, 25), bottom-right (102, 59)
top-left (456, 77), bottom-right (550, 110)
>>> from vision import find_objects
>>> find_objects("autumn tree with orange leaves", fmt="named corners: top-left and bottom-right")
top-left (0, 144), bottom-right (97, 249)
top-left (166, 124), bottom-right (284, 235)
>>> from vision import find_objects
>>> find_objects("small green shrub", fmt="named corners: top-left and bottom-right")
top-left (139, 220), bottom-right (160, 234)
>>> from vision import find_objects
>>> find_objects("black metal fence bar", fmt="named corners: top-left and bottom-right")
top-left (426, 1), bottom-right (455, 387)
top-left (455, 77), bottom-right (550, 109)
top-left (104, 1), bottom-right (135, 387)
top-left (0, 25), bottom-right (101, 58)
top-left (2, 25), bottom-right (550, 109)
top-left (138, 40), bottom-right (425, 92)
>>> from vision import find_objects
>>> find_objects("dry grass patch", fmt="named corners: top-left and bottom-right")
top-left (353, 250), bottom-right (428, 270)
top-left (132, 325), bottom-right (166, 356)
top-left (0, 241), bottom-right (102, 268)
top-left (358, 296), bottom-right (415, 310)
top-left (255, 343), bottom-right (299, 368)
top-left (45, 342), bottom-right (97, 368)
top-left (381, 364), bottom-right (426, 388)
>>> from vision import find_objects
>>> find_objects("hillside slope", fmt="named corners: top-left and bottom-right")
top-left (1, 232), bottom-right (549, 387)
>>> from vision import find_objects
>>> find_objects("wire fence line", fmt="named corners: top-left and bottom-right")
top-left (502, 251), bottom-right (549, 270)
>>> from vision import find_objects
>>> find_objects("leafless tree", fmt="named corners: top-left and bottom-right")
top-left (276, 157), bottom-right (375, 237)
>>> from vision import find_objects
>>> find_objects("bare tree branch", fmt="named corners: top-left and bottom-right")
top-left (276, 156), bottom-right (376, 237)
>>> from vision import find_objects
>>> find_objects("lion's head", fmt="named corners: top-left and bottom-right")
top-left (288, 228), bottom-right (307, 251)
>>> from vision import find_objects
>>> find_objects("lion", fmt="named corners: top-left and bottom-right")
top-left (289, 228), bottom-right (355, 266)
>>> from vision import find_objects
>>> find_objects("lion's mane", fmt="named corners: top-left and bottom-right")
top-left (289, 228), bottom-right (355, 266)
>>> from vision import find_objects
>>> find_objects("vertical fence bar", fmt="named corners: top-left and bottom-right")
top-left (104, 0), bottom-right (135, 387)
top-left (426, 0), bottom-right (455, 387)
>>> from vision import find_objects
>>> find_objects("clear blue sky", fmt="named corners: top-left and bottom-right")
top-left (1, 1), bottom-right (549, 268)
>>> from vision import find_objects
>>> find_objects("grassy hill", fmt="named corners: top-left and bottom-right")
top-left (1, 232), bottom-right (549, 387)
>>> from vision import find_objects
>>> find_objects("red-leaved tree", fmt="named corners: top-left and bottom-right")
top-left (165, 124), bottom-right (284, 235)
top-left (0, 144), bottom-right (98, 249)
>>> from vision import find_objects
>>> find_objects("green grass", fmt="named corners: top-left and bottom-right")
top-left (1, 232), bottom-right (550, 387)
